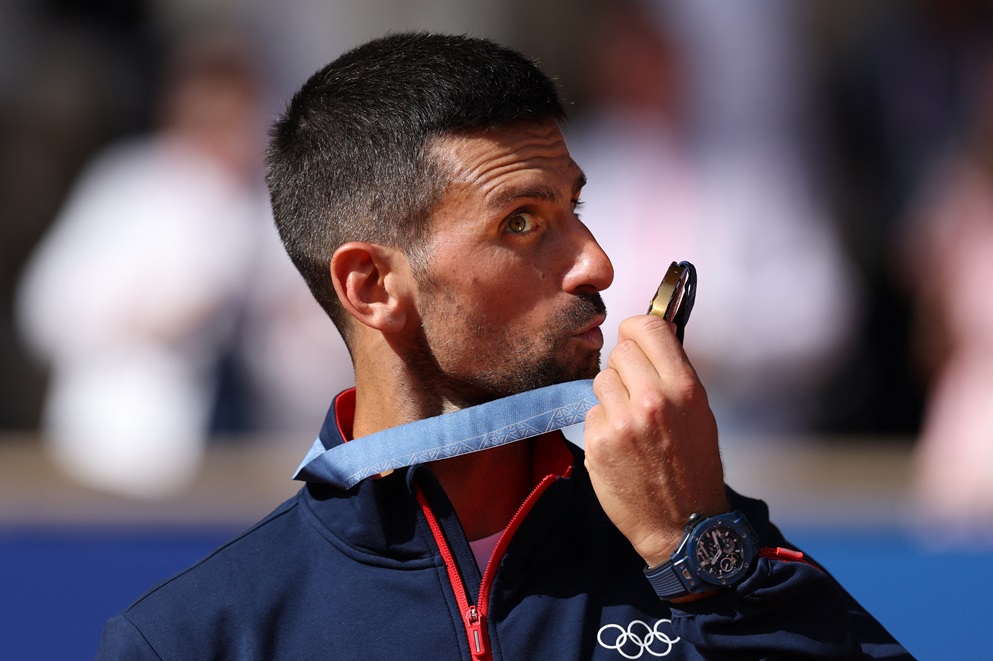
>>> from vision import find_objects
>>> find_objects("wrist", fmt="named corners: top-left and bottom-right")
top-left (639, 500), bottom-right (731, 567)
top-left (637, 531), bottom-right (685, 569)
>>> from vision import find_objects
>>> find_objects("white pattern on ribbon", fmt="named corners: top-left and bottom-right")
top-left (342, 395), bottom-right (596, 485)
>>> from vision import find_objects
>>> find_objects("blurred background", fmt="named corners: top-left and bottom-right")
top-left (2, 0), bottom-right (992, 658)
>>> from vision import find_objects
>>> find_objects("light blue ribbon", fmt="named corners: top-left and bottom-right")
top-left (294, 379), bottom-right (597, 488)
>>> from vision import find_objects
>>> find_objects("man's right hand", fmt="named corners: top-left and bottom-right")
top-left (583, 314), bottom-right (729, 568)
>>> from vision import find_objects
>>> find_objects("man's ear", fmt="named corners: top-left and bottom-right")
top-left (330, 242), bottom-right (412, 333)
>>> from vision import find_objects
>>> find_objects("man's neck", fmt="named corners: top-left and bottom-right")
top-left (426, 439), bottom-right (536, 541)
top-left (347, 337), bottom-right (540, 539)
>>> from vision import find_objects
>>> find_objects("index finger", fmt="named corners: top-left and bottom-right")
top-left (614, 314), bottom-right (690, 372)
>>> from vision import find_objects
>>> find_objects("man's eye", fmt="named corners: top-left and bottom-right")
top-left (505, 212), bottom-right (537, 234)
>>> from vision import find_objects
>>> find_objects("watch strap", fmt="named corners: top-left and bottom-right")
top-left (644, 560), bottom-right (691, 599)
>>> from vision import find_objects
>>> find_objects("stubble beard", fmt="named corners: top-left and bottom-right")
top-left (403, 291), bottom-right (606, 413)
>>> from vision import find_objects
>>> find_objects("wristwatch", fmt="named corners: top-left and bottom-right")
top-left (644, 511), bottom-right (758, 600)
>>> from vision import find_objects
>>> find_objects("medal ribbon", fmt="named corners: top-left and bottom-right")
top-left (293, 379), bottom-right (596, 488)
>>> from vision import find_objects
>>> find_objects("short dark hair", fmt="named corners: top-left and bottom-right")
top-left (265, 32), bottom-right (566, 341)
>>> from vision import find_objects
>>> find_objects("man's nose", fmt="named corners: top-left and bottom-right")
top-left (563, 224), bottom-right (614, 295)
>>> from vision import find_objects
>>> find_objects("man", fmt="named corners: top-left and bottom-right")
top-left (97, 33), bottom-right (911, 659)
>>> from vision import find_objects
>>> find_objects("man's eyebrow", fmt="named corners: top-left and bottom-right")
top-left (490, 173), bottom-right (587, 207)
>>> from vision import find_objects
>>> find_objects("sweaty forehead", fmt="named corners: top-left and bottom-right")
top-left (428, 120), bottom-right (583, 203)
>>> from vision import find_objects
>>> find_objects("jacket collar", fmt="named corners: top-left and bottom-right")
top-left (302, 388), bottom-right (579, 563)
top-left (317, 388), bottom-right (356, 450)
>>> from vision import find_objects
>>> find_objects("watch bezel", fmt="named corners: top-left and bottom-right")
top-left (684, 512), bottom-right (757, 588)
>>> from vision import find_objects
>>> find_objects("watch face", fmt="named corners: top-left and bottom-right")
top-left (692, 523), bottom-right (748, 583)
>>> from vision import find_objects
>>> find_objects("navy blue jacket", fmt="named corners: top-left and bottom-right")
top-left (97, 391), bottom-right (912, 660)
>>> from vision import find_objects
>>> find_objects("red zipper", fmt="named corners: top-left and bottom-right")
top-left (415, 472), bottom-right (561, 661)
top-left (465, 605), bottom-right (487, 658)
top-left (477, 473), bottom-right (558, 609)
top-left (416, 488), bottom-right (491, 660)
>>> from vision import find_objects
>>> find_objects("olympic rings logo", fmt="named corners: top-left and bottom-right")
top-left (597, 619), bottom-right (681, 659)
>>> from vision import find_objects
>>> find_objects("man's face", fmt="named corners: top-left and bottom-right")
top-left (403, 119), bottom-right (613, 409)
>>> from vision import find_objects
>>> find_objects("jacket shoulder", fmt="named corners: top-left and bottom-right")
top-left (98, 492), bottom-right (311, 659)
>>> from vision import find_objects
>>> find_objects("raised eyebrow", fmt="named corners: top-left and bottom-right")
top-left (491, 172), bottom-right (588, 207)
top-left (492, 184), bottom-right (558, 207)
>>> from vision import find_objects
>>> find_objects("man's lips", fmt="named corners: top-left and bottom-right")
top-left (573, 314), bottom-right (607, 347)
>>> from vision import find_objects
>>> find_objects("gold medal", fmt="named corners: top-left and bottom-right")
top-left (647, 261), bottom-right (697, 343)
